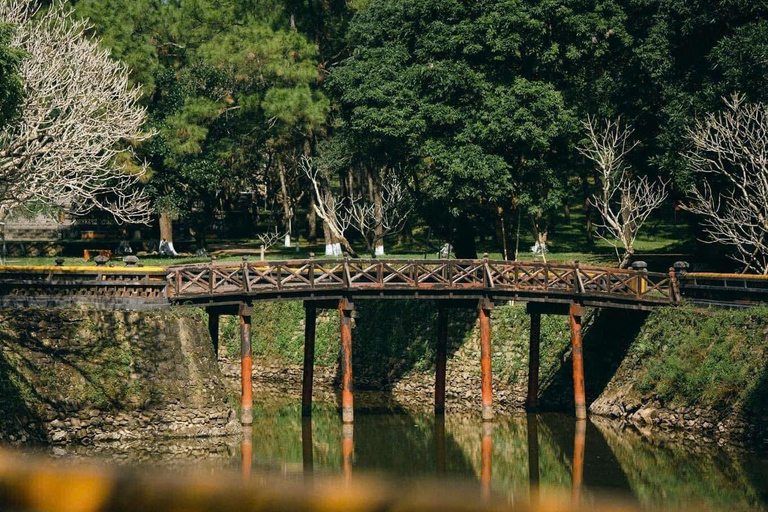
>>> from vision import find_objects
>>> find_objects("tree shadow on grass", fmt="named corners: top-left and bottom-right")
top-left (539, 309), bottom-right (648, 412)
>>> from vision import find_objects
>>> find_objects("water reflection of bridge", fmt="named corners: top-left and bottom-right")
top-left (240, 413), bottom-right (592, 506)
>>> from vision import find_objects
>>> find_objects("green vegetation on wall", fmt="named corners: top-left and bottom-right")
top-left (634, 307), bottom-right (768, 416)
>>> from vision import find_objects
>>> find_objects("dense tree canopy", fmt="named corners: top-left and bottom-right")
top-left (48, 0), bottom-right (768, 263)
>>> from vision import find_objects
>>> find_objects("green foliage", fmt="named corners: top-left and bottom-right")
top-left (0, 23), bottom-right (24, 129)
top-left (634, 307), bottom-right (768, 413)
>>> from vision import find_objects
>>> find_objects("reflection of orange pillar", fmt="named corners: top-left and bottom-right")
top-left (526, 313), bottom-right (541, 410)
top-left (479, 300), bottom-right (493, 421)
top-left (241, 426), bottom-right (253, 480)
top-left (571, 419), bottom-right (586, 507)
top-left (240, 305), bottom-right (253, 426)
top-left (570, 303), bottom-right (587, 420)
top-left (342, 423), bottom-right (354, 483)
top-left (302, 303), bottom-right (316, 417)
top-left (435, 303), bottom-right (448, 414)
top-left (526, 414), bottom-right (539, 508)
top-left (340, 299), bottom-right (354, 424)
top-left (435, 414), bottom-right (446, 474)
top-left (302, 416), bottom-right (313, 475)
top-left (481, 422), bottom-right (493, 501)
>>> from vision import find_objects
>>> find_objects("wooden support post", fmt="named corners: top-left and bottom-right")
top-left (208, 311), bottom-right (219, 359)
top-left (302, 303), bottom-right (317, 417)
top-left (342, 423), bottom-right (354, 484)
top-left (571, 419), bottom-right (586, 507)
top-left (240, 304), bottom-right (253, 426)
top-left (479, 299), bottom-right (494, 421)
top-left (339, 298), bottom-right (354, 424)
top-left (570, 303), bottom-right (587, 420)
top-left (481, 422), bottom-right (493, 502)
top-left (302, 416), bottom-right (313, 475)
top-left (526, 312), bottom-right (541, 411)
top-left (435, 302), bottom-right (448, 415)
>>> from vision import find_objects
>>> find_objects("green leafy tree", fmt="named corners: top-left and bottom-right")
top-left (75, 0), bottom-right (329, 250)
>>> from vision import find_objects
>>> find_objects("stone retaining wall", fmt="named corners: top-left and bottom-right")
top-left (0, 308), bottom-right (239, 445)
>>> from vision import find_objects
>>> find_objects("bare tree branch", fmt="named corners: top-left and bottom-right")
top-left (682, 94), bottom-right (768, 274)
top-left (346, 170), bottom-right (412, 258)
top-left (300, 155), bottom-right (355, 256)
top-left (0, 0), bottom-right (153, 225)
top-left (578, 116), bottom-right (668, 268)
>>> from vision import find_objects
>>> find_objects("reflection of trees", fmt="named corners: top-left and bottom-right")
top-left (592, 417), bottom-right (765, 511)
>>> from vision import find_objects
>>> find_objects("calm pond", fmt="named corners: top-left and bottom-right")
top-left (43, 394), bottom-right (768, 512)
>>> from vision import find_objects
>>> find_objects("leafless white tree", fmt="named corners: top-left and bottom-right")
top-left (347, 171), bottom-right (412, 258)
top-left (0, 0), bottom-right (152, 229)
top-left (682, 94), bottom-right (768, 274)
top-left (300, 155), bottom-right (354, 256)
top-left (257, 227), bottom-right (286, 260)
top-left (578, 116), bottom-right (668, 268)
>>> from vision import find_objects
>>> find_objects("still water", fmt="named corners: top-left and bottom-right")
top-left (45, 395), bottom-right (768, 511)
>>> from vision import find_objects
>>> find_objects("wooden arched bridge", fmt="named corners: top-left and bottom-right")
top-left (1, 256), bottom-right (762, 425)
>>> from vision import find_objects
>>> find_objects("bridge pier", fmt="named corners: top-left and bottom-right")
top-left (340, 298), bottom-right (355, 424)
top-left (435, 302), bottom-right (448, 415)
top-left (302, 302), bottom-right (317, 417)
top-left (239, 303), bottom-right (253, 426)
top-left (570, 303), bottom-right (587, 420)
top-left (479, 298), bottom-right (493, 421)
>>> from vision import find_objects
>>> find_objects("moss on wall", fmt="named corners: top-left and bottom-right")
top-left (0, 306), bottom-right (235, 443)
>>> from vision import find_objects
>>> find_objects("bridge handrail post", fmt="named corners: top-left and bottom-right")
top-left (483, 253), bottom-right (491, 289)
top-left (669, 267), bottom-right (680, 303)
top-left (241, 256), bottom-right (249, 293)
top-left (276, 261), bottom-right (282, 291)
top-left (343, 253), bottom-right (351, 289)
top-left (209, 256), bottom-right (216, 295)
top-left (573, 261), bottom-right (583, 295)
top-left (309, 253), bottom-right (315, 289)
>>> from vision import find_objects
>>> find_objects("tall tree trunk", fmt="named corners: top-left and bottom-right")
top-left (452, 217), bottom-right (478, 259)
top-left (159, 211), bottom-right (178, 256)
top-left (307, 192), bottom-right (317, 242)
top-left (369, 171), bottom-right (384, 256)
top-left (278, 163), bottom-right (293, 247)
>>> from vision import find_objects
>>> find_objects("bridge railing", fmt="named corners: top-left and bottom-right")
top-left (167, 258), bottom-right (677, 304)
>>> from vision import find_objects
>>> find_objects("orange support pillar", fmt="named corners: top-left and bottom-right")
top-left (479, 299), bottom-right (493, 421)
top-left (241, 426), bottom-right (252, 480)
top-left (340, 299), bottom-right (354, 424)
top-left (570, 303), bottom-right (587, 420)
top-left (526, 312), bottom-right (541, 411)
top-left (571, 419), bottom-right (586, 506)
top-left (240, 304), bottom-right (253, 426)
top-left (302, 303), bottom-right (317, 417)
top-left (435, 303), bottom-right (448, 414)
top-left (342, 423), bottom-right (354, 483)
top-left (481, 422), bottom-right (493, 501)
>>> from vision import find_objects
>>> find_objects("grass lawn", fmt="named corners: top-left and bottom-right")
top-left (1, 205), bottom-right (695, 270)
